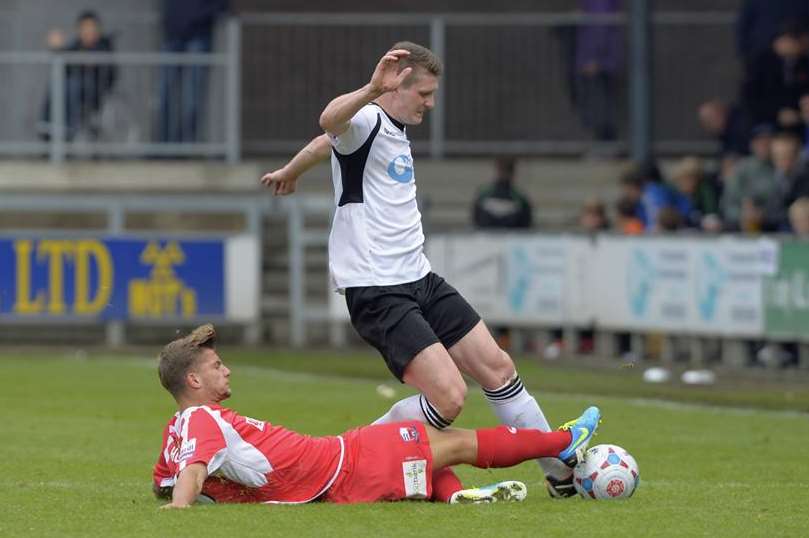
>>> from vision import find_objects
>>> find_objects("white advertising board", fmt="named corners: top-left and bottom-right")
top-left (428, 234), bottom-right (594, 326)
top-left (331, 234), bottom-right (772, 337)
top-left (594, 236), bottom-right (768, 335)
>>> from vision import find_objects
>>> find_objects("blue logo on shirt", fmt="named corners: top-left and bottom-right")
top-left (387, 154), bottom-right (413, 183)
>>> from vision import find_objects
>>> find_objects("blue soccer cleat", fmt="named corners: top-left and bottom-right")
top-left (557, 406), bottom-right (601, 465)
top-left (449, 480), bottom-right (527, 504)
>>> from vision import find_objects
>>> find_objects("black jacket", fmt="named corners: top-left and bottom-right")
top-left (162, 0), bottom-right (228, 42)
top-left (742, 49), bottom-right (809, 125)
top-left (62, 35), bottom-right (117, 105)
top-left (472, 180), bottom-right (533, 229)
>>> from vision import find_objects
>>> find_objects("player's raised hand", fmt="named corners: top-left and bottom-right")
top-left (369, 49), bottom-right (412, 95)
top-left (261, 168), bottom-right (298, 196)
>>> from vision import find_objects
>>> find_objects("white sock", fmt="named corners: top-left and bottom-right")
top-left (483, 374), bottom-right (571, 479)
top-left (372, 394), bottom-right (453, 429)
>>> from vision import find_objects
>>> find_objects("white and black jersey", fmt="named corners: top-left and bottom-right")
top-left (327, 103), bottom-right (431, 290)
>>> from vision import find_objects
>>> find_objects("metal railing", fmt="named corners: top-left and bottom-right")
top-left (0, 191), bottom-right (266, 345)
top-left (0, 9), bottom-right (740, 159)
top-left (239, 10), bottom-right (739, 158)
top-left (0, 18), bottom-right (240, 162)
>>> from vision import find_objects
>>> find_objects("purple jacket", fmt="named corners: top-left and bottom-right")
top-left (576, 0), bottom-right (624, 74)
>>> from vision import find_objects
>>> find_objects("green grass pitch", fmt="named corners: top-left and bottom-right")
top-left (1, 349), bottom-right (807, 537)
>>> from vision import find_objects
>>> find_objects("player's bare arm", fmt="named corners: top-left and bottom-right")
top-left (260, 133), bottom-right (331, 196)
top-left (318, 49), bottom-right (412, 136)
top-left (162, 463), bottom-right (207, 509)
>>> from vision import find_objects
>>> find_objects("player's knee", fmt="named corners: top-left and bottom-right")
top-left (435, 383), bottom-right (466, 421)
top-left (488, 349), bottom-right (517, 387)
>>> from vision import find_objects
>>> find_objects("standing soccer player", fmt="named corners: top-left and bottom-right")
top-left (262, 42), bottom-right (579, 496)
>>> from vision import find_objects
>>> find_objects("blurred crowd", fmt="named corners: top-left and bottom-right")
top-left (606, 2), bottom-right (809, 239)
top-left (594, 2), bottom-right (809, 239)
top-left (474, 2), bottom-right (809, 241)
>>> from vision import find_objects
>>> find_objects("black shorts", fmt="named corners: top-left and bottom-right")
top-left (345, 272), bottom-right (481, 382)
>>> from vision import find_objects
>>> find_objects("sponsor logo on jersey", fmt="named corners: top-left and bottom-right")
top-left (179, 438), bottom-right (197, 461)
top-left (387, 154), bottom-right (413, 183)
top-left (507, 426), bottom-right (518, 434)
top-left (402, 459), bottom-right (428, 499)
top-left (399, 426), bottom-right (420, 442)
top-left (383, 127), bottom-right (403, 137)
top-left (244, 417), bottom-right (265, 431)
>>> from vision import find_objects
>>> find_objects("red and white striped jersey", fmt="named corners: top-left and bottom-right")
top-left (153, 404), bottom-right (344, 504)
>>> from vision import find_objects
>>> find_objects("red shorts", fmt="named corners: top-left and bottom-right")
top-left (324, 421), bottom-right (434, 504)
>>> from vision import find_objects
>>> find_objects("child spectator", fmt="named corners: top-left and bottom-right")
top-left (670, 156), bottom-right (723, 232)
top-left (614, 197), bottom-right (644, 235)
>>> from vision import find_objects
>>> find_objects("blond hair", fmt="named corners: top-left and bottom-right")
top-left (158, 324), bottom-right (216, 398)
top-left (390, 41), bottom-right (442, 85)
top-left (789, 197), bottom-right (809, 222)
top-left (672, 156), bottom-right (703, 180)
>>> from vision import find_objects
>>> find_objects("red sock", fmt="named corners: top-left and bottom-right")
top-left (475, 425), bottom-right (572, 468)
top-left (431, 467), bottom-right (464, 503)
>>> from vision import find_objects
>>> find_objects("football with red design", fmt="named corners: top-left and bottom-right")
top-left (572, 444), bottom-right (639, 500)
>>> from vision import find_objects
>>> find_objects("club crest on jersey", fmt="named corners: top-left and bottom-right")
top-left (399, 426), bottom-right (420, 442)
top-left (387, 154), bottom-right (413, 183)
top-left (179, 438), bottom-right (197, 461)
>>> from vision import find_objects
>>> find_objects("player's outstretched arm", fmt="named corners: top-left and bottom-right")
top-left (161, 463), bottom-right (207, 509)
top-left (318, 49), bottom-right (412, 136)
top-left (260, 133), bottom-right (331, 196)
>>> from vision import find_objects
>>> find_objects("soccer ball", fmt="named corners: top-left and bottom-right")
top-left (573, 444), bottom-right (639, 499)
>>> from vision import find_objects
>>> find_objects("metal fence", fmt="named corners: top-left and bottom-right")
top-left (0, 192), bottom-right (266, 346)
top-left (0, 18), bottom-right (240, 162)
top-left (239, 10), bottom-right (741, 158)
top-left (0, 10), bottom-right (742, 159)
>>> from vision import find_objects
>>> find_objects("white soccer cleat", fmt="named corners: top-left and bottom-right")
top-left (449, 480), bottom-right (527, 504)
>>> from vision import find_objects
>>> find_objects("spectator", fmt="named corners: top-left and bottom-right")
top-left (567, 197), bottom-right (611, 355)
top-left (737, 0), bottom-right (809, 71)
top-left (721, 124), bottom-right (775, 230)
top-left (620, 159), bottom-right (687, 231)
top-left (610, 197), bottom-right (640, 361)
top-left (797, 93), bottom-right (809, 161)
top-left (697, 99), bottom-right (751, 159)
top-left (158, 0), bottom-right (228, 144)
top-left (789, 197), bottom-right (809, 235)
top-left (471, 156), bottom-right (533, 352)
top-left (741, 21), bottom-right (809, 128)
top-left (670, 156), bottom-right (722, 232)
top-left (574, 0), bottom-right (623, 144)
top-left (614, 197), bottom-right (644, 235)
top-left (655, 207), bottom-right (683, 233)
top-left (579, 198), bottom-right (610, 233)
top-left (767, 131), bottom-right (809, 229)
top-left (472, 157), bottom-right (533, 229)
top-left (37, 11), bottom-right (117, 142)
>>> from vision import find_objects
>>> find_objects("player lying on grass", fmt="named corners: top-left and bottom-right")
top-left (153, 324), bottom-right (601, 508)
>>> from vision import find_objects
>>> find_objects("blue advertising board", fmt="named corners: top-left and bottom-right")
top-left (0, 237), bottom-right (225, 321)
